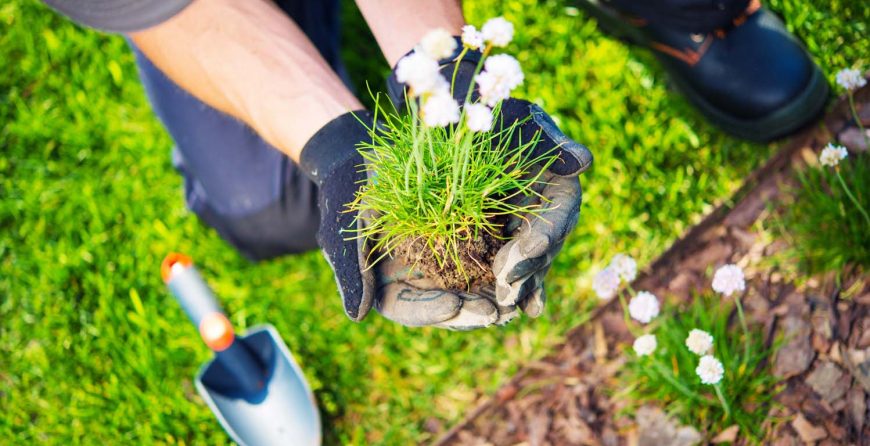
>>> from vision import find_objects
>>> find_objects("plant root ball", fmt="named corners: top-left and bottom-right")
top-left (395, 231), bottom-right (505, 291)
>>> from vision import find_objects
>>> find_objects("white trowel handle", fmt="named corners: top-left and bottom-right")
top-left (161, 253), bottom-right (265, 394)
top-left (161, 253), bottom-right (231, 349)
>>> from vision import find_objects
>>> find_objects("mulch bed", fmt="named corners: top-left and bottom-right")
top-left (433, 83), bottom-right (870, 445)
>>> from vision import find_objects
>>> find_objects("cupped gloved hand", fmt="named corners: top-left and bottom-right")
top-left (488, 99), bottom-right (588, 321)
top-left (387, 41), bottom-right (593, 323)
top-left (299, 111), bottom-right (511, 329)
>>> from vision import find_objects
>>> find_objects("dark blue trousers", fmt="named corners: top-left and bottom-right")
top-left (132, 0), bottom-right (345, 261)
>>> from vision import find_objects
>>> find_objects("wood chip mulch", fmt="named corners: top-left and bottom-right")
top-left (433, 83), bottom-right (870, 446)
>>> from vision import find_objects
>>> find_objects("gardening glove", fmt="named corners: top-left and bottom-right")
top-left (387, 41), bottom-right (592, 322)
top-left (299, 111), bottom-right (510, 329)
top-left (488, 101), bottom-right (587, 319)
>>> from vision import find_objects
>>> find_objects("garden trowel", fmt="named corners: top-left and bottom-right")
top-left (161, 253), bottom-right (321, 446)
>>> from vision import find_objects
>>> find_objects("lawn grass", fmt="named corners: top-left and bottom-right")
top-left (1, 0), bottom-right (867, 444)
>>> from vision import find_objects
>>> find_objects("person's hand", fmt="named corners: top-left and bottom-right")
top-left (387, 43), bottom-right (593, 323)
top-left (488, 99), bottom-right (589, 321)
top-left (375, 259), bottom-right (518, 330)
top-left (299, 111), bottom-right (513, 329)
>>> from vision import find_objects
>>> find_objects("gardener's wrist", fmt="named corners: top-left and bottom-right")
top-left (299, 110), bottom-right (374, 185)
top-left (355, 0), bottom-right (466, 66)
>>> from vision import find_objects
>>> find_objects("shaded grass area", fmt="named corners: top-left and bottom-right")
top-left (779, 152), bottom-right (870, 274)
top-left (1, 0), bottom-right (866, 444)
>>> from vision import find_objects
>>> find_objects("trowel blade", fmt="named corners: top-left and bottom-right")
top-left (195, 325), bottom-right (321, 446)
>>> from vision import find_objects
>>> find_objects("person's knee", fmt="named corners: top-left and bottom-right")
top-left (133, 41), bottom-right (322, 260)
top-left (192, 196), bottom-right (321, 261)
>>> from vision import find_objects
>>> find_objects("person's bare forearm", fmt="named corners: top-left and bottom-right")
top-left (130, 0), bottom-right (362, 161)
top-left (355, 0), bottom-right (466, 66)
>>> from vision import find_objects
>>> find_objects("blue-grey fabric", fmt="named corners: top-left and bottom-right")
top-left (43, 0), bottom-right (192, 33)
top-left (608, 0), bottom-right (751, 32)
top-left (131, 0), bottom-right (344, 260)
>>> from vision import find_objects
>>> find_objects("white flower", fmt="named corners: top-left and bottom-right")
top-left (610, 253), bottom-right (637, 283)
top-left (422, 92), bottom-right (460, 127)
top-left (481, 17), bottom-right (514, 47)
top-left (395, 52), bottom-right (447, 97)
top-left (628, 291), bottom-right (660, 324)
top-left (592, 267), bottom-right (620, 300)
top-left (461, 25), bottom-right (484, 50)
top-left (696, 355), bottom-right (724, 385)
top-left (465, 103), bottom-right (493, 132)
top-left (685, 329), bottom-right (714, 355)
top-left (475, 71), bottom-right (510, 107)
top-left (711, 264), bottom-right (745, 297)
top-left (476, 54), bottom-right (524, 106)
top-left (633, 334), bottom-right (657, 356)
top-left (819, 143), bottom-right (848, 167)
top-left (419, 28), bottom-right (457, 60)
top-left (835, 68), bottom-right (866, 91)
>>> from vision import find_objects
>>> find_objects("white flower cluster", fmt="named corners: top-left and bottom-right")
top-left (711, 264), bottom-right (745, 297)
top-left (685, 329), bottom-right (714, 355)
top-left (422, 93), bottom-right (461, 127)
top-left (633, 334), bottom-right (657, 356)
top-left (628, 291), bottom-right (660, 324)
top-left (397, 18), bottom-right (521, 129)
top-left (696, 355), bottom-right (724, 385)
top-left (395, 29), bottom-right (458, 127)
top-left (396, 52), bottom-right (446, 97)
top-left (418, 28), bottom-right (456, 60)
top-left (819, 143), bottom-right (848, 167)
top-left (481, 17), bottom-right (514, 47)
top-left (616, 258), bottom-right (736, 389)
top-left (477, 54), bottom-right (524, 106)
top-left (592, 267), bottom-right (620, 300)
top-left (461, 25), bottom-right (484, 50)
top-left (592, 253), bottom-right (638, 300)
top-left (835, 67), bottom-right (867, 91)
top-left (610, 253), bottom-right (637, 282)
top-left (465, 103), bottom-right (493, 132)
top-left (462, 17), bottom-right (515, 50)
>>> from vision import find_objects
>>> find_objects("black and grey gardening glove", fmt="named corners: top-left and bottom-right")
top-left (300, 111), bottom-right (508, 329)
top-left (387, 41), bottom-right (593, 323)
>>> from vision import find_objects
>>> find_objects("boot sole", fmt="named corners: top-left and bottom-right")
top-left (573, 0), bottom-right (830, 141)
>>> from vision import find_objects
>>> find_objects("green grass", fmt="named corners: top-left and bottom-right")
top-left (779, 151), bottom-right (870, 274)
top-left (617, 294), bottom-right (781, 443)
top-left (353, 93), bottom-right (551, 277)
top-left (1, 0), bottom-right (867, 444)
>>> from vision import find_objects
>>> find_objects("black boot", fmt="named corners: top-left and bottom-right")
top-left (575, 0), bottom-right (829, 141)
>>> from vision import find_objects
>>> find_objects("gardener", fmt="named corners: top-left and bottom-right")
top-left (43, 0), bottom-right (823, 329)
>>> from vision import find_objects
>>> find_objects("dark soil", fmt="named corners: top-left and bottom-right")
top-left (432, 78), bottom-right (870, 445)
top-left (396, 229), bottom-right (506, 291)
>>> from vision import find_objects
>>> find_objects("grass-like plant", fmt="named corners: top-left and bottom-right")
top-left (348, 21), bottom-right (558, 288)
top-left (594, 256), bottom-right (781, 443)
top-left (779, 149), bottom-right (870, 273)
top-left (616, 294), bottom-right (782, 443)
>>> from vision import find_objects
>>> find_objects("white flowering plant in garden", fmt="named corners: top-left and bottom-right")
top-left (349, 18), bottom-right (558, 288)
top-left (596, 255), bottom-right (780, 443)
top-left (778, 65), bottom-right (869, 274)
top-left (836, 67), bottom-right (869, 149)
top-left (782, 143), bottom-right (870, 272)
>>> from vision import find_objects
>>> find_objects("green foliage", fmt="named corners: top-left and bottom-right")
top-left (352, 95), bottom-right (554, 275)
top-left (618, 295), bottom-right (781, 443)
top-left (765, 0), bottom-right (868, 80)
top-left (779, 152), bottom-right (870, 273)
top-left (1, 0), bottom-right (867, 444)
